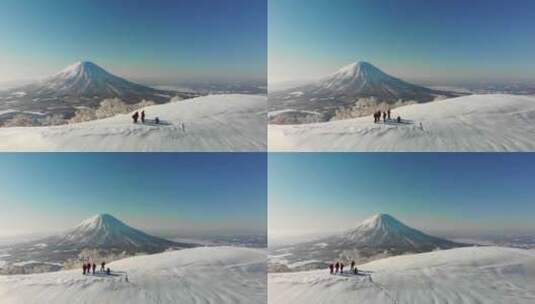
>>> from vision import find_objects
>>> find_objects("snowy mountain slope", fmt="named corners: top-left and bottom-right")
top-left (0, 246), bottom-right (267, 304)
top-left (0, 94), bottom-right (267, 151)
top-left (269, 94), bottom-right (535, 152)
top-left (269, 214), bottom-right (464, 271)
top-left (269, 61), bottom-right (458, 119)
top-left (269, 246), bottom-right (535, 304)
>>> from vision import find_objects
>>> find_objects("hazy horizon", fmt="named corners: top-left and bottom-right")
top-left (269, 153), bottom-right (535, 238)
top-left (269, 0), bottom-right (535, 84)
top-left (0, 153), bottom-right (267, 237)
top-left (0, 0), bottom-right (266, 84)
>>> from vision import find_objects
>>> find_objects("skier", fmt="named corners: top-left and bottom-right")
top-left (101, 262), bottom-right (106, 272)
top-left (155, 117), bottom-right (160, 124)
top-left (340, 263), bottom-right (344, 274)
top-left (82, 263), bottom-right (86, 275)
top-left (106, 268), bottom-right (111, 275)
top-left (132, 111), bottom-right (139, 123)
top-left (387, 109), bottom-right (391, 120)
top-left (382, 111), bottom-right (386, 122)
top-left (397, 116), bottom-right (401, 123)
top-left (354, 266), bottom-right (358, 275)
top-left (92, 263), bottom-right (96, 275)
top-left (335, 262), bottom-right (340, 274)
top-left (141, 111), bottom-right (145, 124)
top-left (350, 260), bottom-right (355, 271)
top-left (329, 263), bottom-right (334, 274)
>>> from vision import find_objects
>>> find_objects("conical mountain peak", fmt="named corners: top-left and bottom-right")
top-left (357, 213), bottom-right (402, 230)
top-left (338, 61), bottom-right (377, 73)
top-left (73, 213), bottom-right (129, 233)
top-left (331, 61), bottom-right (384, 78)
top-left (53, 60), bottom-right (110, 78)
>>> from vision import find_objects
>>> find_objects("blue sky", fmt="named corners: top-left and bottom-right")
top-left (0, 0), bottom-right (266, 83)
top-left (269, 153), bottom-right (535, 236)
top-left (0, 153), bottom-right (266, 236)
top-left (269, 0), bottom-right (535, 84)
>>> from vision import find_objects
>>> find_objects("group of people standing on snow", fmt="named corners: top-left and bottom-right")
top-left (82, 261), bottom-right (110, 275)
top-left (329, 260), bottom-right (358, 275)
top-left (132, 110), bottom-right (187, 131)
top-left (373, 109), bottom-right (401, 124)
top-left (132, 110), bottom-right (148, 124)
top-left (132, 110), bottom-right (161, 125)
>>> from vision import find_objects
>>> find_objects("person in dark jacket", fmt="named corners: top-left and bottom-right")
top-left (92, 263), bottom-right (96, 275)
top-left (340, 263), bottom-right (344, 274)
top-left (350, 260), bottom-right (355, 271)
top-left (335, 262), bottom-right (340, 274)
top-left (329, 263), bottom-right (334, 274)
top-left (82, 263), bottom-right (86, 275)
top-left (106, 268), bottom-right (111, 275)
top-left (354, 266), bottom-right (358, 275)
top-left (101, 262), bottom-right (106, 272)
top-left (387, 109), bottom-right (391, 120)
top-left (141, 111), bottom-right (145, 123)
top-left (132, 111), bottom-right (139, 123)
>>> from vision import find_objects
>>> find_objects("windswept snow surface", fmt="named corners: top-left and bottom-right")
top-left (0, 246), bottom-right (267, 304)
top-left (0, 94), bottom-right (266, 151)
top-left (269, 247), bottom-right (535, 304)
top-left (269, 94), bottom-right (535, 151)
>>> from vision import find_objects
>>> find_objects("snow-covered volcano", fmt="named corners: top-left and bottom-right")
top-left (316, 61), bottom-right (444, 100)
top-left (269, 61), bottom-right (458, 120)
top-left (14, 61), bottom-right (186, 103)
top-left (269, 246), bottom-right (535, 304)
top-left (0, 61), bottom-right (196, 124)
top-left (1, 214), bottom-right (197, 274)
top-left (269, 214), bottom-right (466, 271)
top-left (0, 246), bottom-right (267, 304)
top-left (341, 214), bottom-right (461, 251)
top-left (54, 214), bottom-right (183, 252)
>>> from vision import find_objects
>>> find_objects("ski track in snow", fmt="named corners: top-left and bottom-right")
top-left (0, 94), bottom-right (266, 152)
top-left (0, 247), bottom-right (267, 304)
top-left (269, 94), bottom-right (535, 152)
top-left (269, 247), bottom-right (535, 304)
